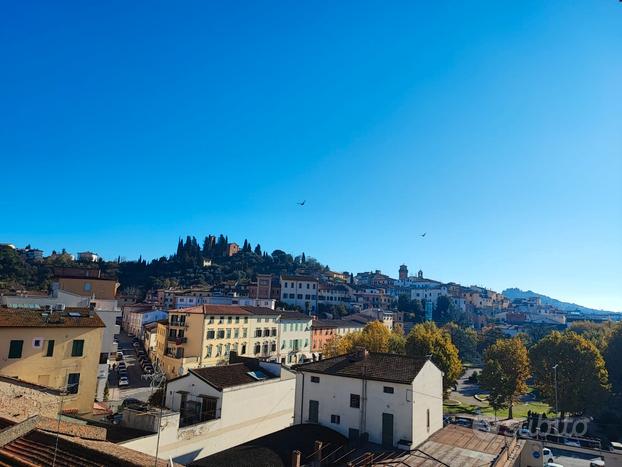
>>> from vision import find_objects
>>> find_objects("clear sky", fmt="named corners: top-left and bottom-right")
top-left (1, 1), bottom-right (621, 311)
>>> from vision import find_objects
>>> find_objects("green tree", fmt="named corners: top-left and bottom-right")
top-left (478, 326), bottom-right (506, 354)
top-left (480, 337), bottom-right (530, 419)
top-left (530, 331), bottom-right (610, 418)
top-left (443, 322), bottom-right (479, 363)
top-left (406, 321), bottom-right (463, 393)
top-left (604, 324), bottom-right (622, 394)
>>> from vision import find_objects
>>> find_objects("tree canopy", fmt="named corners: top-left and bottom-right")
top-left (405, 321), bottom-right (463, 393)
top-left (529, 331), bottom-right (610, 417)
top-left (479, 337), bottom-right (530, 419)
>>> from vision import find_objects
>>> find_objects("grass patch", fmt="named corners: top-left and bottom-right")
top-left (444, 400), bottom-right (551, 419)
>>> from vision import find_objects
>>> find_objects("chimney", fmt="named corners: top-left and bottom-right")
top-left (350, 346), bottom-right (368, 362)
top-left (291, 450), bottom-right (301, 467)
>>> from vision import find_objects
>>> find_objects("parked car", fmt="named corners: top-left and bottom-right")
top-left (454, 418), bottom-right (472, 428)
top-left (518, 428), bottom-right (533, 439)
top-left (118, 376), bottom-right (129, 387)
top-left (589, 459), bottom-right (605, 467)
top-left (542, 448), bottom-right (555, 463)
top-left (563, 438), bottom-right (581, 448)
top-left (544, 463), bottom-right (563, 467)
top-left (474, 420), bottom-right (491, 432)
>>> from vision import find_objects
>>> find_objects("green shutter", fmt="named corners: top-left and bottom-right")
top-left (8, 340), bottom-right (23, 359)
top-left (72, 340), bottom-right (84, 357)
top-left (46, 340), bottom-right (55, 357)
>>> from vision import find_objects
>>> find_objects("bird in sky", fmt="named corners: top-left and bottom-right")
top-left (297, 200), bottom-right (306, 206)
top-left (421, 232), bottom-right (426, 237)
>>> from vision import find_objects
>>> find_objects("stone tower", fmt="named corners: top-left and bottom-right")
top-left (399, 264), bottom-right (408, 281)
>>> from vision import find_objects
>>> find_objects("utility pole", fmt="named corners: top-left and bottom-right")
top-left (552, 364), bottom-right (559, 417)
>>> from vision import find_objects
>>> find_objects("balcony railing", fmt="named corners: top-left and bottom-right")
top-left (167, 336), bottom-right (188, 344)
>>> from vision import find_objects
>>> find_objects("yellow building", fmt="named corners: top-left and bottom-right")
top-left (57, 275), bottom-right (119, 299)
top-left (0, 307), bottom-right (104, 414)
top-left (154, 305), bottom-right (265, 379)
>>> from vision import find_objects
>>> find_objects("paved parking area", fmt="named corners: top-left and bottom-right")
top-left (546, 446), bottom-right (604, 467)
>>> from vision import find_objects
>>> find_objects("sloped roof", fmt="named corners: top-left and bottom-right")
top-left (0, 308), bottom-right (105, 328)
top-left (189, 362), bottom-right (277, 390)
top-left (294, 352), bottom-right (430, 385)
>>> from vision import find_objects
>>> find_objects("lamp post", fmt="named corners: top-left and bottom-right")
top-left (552, 364), bottom-right (559, 418)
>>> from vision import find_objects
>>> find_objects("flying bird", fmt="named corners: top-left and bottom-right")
top-left (297, 200), bottom-right (306, 206)
top-left (421, 232), bottom-right (426, 237)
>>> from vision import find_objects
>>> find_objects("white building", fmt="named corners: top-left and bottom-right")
top-left (277, 311), bottom-right (312, 365)
top-left (411, 285), bottom-right (448, 303)
top-left (77, 251), bottom-right (99, 262)
top-left (121, 357), bottom-right (296, 465)
top-left (175, 295), bottom-right (276, 310)
top-left (280, 275), bottom-right (318, 313)
top-left (294, 350), bottom-right (443, 450)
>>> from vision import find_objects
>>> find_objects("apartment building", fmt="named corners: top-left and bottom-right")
top-left (280, 275), bottom-right (318, 313)
top-left (351, 286), bottom-right (392, 309)
top-left (317, 283), bottom-right (351, 307)
top-left (310, 319), bottom-right (365, 358)
top-left (248, 307), bottom-right (280, 360)
top-left (293, 350), bottom-right (443, 449)
top-left (121, 355), bottom-right (296, 464)
top-left (277, 311), bottom-right (312, 365)
top-left (55, 274), bottom-right (119, 300)
top-left (122, 304), bottom-right (168, 338)
top-left (0, 307), bottom-right (104, 414)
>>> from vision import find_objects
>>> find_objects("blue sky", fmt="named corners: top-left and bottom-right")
top-left (1, 1), bottom-right (621, 311)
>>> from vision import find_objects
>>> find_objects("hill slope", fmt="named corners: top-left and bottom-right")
top-left (502, 288), bottom-right (616, 314)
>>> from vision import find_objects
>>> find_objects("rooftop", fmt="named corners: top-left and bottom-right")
top-left (311, 319), bottom-right (365, 329)
top-left (0, 308), bottom-right (105, 328)
top-left (278, 311), bottom-right (311, 321)
top-left (294, 352), bottom-right (430, 385)
top-left (280, 274), bottom-right (318, 282)
top-left (383, 425), bottom-right (523, 466)
top-left (188, 361), bottom-right (278, 390)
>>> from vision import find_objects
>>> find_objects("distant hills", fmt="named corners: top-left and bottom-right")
top-left (502, 288), bottom-right (616, 315)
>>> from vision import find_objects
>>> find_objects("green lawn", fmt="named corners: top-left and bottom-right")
top-left (444, 396), bottom-right (551, 420)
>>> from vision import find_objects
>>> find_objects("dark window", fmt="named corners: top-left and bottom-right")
top-left (383, 386), bottom-right (394, 394)
top-left (67, 373), bottom-right (80, 394)
top-left (8, 340), bottom-right (23, 359)
top-left (33, 339), bottom-right (42, 347)
top-left (45, 340), bottom-right (55, 357)
top-left (71, 340), bottom-right (84, 357)
top-left (311, 376), bottom-right (320, 383)
top-left (427, 409), bottom-right (430, 431)
top-left (297, 294), bottom-right (303, 299)
top-left (331, 414), bottom-right (340, 424)
top-left (350, 394), bottom-right (360, 408)
top-left (206, 330), bottom-right (215, 339)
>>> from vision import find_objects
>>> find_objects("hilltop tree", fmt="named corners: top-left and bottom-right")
top-left (530, 331), bottom-right (609, 418)
top-left (480, 337), bottom-right (530, 419)
top-left (254, 244), bottom-right (262, 255)
top-left (388, 324), bottom-right (406, 354)
top-left (406, 321), bottom-right (463, 393)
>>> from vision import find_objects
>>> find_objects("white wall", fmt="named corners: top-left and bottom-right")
top-left (294, 372), bottom-right (413, 447)
top-left (125, 370), bottom-right (296, 465)
top-left (411, 360), bottom-right (443, 447)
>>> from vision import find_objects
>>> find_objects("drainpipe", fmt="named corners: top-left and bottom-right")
top-left (299, 372), bottom-right (305, 424)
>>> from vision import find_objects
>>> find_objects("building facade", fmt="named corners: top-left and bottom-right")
top-left (0, 308), bottom-right (104, 413)
top-left (280, 275), bottom-right (318, 313)
top-left (277, 311), bottom-right (312, 365)
top-left (294, 351), bottom-right (443, 450)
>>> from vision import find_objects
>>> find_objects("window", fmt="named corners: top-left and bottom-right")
top-left (67, 373), bottom-right (80, 394)
top-left (234, 329), bottom-right (239, 338)
top-left (206, 345), bottom-right (213, 358)
top-left (71, 340), bottom-right (84, 357)
top-left (289, 293), bottom-right (295, 299)
top-left (8, 340), bottom-right (23, 359)
top-left (244, 317), bottom-right (248, 324)
top-left (331, 414), bottom-right (341, 424)
top-left (243, 329), bottom-right (248, 338)
top-left (227, 316), bottom-right (232, 324)
top-left (226, 329), bottom-right (231, 339)
top-left (217, 330), bottom-right (225, 339)
top-left (218, 316), bottom-right (224, 324)
top-left (255, 329), bottom-right (262, 338)
top-left (350, 394), bottom-right (360, 408)
top-left (305, 294), bottom-right (310, 300)
top-left (254, 343), bottom-right (261, 355)
top-left (383, 386), bottom-right (394, 394)
top-left (235, 317), bottom-right (240, 324)
top-left (241, 344), bottom-right (247, 354)
top-left (206, 330), bottom-right (215, 339)
top-left (271, 328), bottom-right (277, 336)
top-left (297, 294), bottom-right (303, 299)
top-left (45, 340), bottom-right (55, 357)
top-left (33, 338), bottom-right (42, 348)
top-left (306, 283), bottom-right (310, 289)
top-left (298, 283), bottom-right (302, 288)
top-left (310, 376), bottom-right (320, 383)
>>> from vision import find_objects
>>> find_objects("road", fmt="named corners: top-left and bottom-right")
top-left (107, 331), bottom-right (154, 405)
top-left (545, 446), bottom-right (605, 467)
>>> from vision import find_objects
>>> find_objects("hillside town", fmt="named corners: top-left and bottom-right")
top-left (0, 242), bottom-right (621, 466)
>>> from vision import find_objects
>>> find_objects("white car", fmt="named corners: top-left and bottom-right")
top-left (518, 428), bottom-right (533, 439)
top-left (544, 463), bottom-right (564, 467)
top-left (118, 376), bottom-right (129, 387)
top-left (542, 448), bottom-right (554, 462)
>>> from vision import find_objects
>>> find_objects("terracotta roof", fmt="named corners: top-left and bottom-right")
top-left (311, 319), bottom-right (364, 329)
top-left (280, 275), bottom-right (318, 282)
top-left (0, 417), bottom-right (172, 467)
top-left (243, 307), bottom-right (280, 316)
top-left (189, 362), bottom-right (277, 390)
top-left (175, 305), bottom-right (253, 315)
top-left (278, 311), bottom-right (311, 321)
top-left (294, 352), bottom-right (430, 385)
top-left (0, 308), bottom-right (105, 328)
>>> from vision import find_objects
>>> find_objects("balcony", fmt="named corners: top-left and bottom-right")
top-left (168, 336), bottom-right (188, 344)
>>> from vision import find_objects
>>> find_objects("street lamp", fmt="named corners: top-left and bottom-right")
top-left (552, 364), bottom-right (559, 418)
